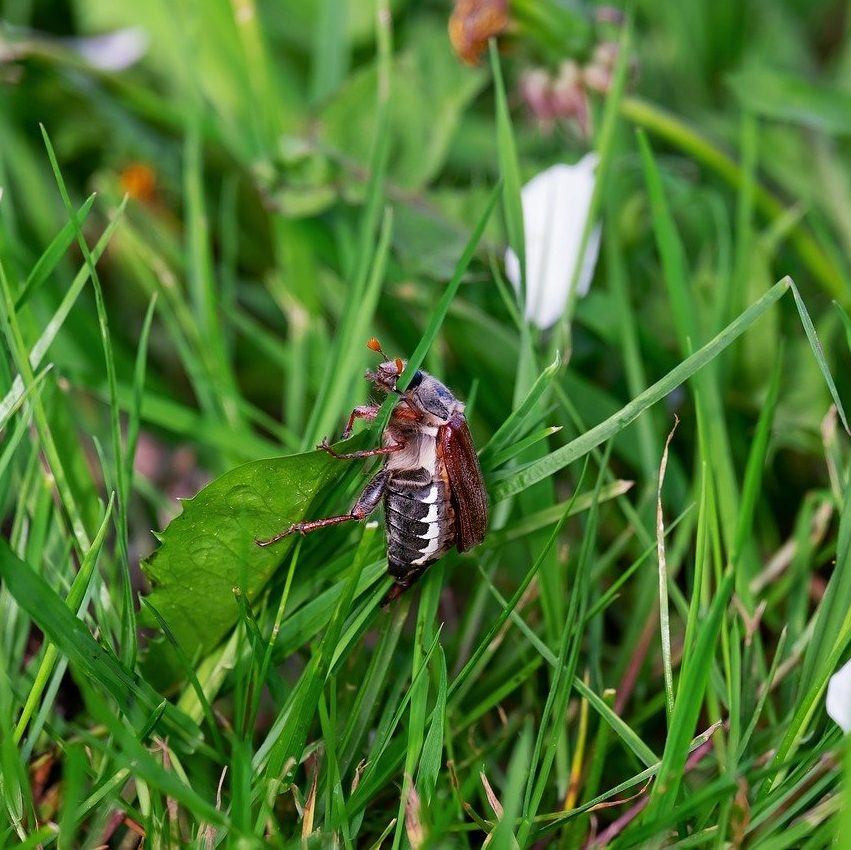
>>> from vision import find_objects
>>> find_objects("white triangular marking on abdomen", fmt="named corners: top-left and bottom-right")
top-left (412, 532), bottom-right (440, 565)
top-left (417, 521), bottom-right (440, 540)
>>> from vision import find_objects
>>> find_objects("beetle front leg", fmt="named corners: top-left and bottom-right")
top-left (256, 471), bottom-right (388, 547)
top-left (341, 404), bottom-right (380, 440)
top-left (317, 439), bottom-right (405, 460)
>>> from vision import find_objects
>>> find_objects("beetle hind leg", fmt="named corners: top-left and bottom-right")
top-left (256, 513), bottom-right (356, 547)
top-left (255, 471), bottom-right (388, 547)
top-left (381, 561), bottom-right (429, 606)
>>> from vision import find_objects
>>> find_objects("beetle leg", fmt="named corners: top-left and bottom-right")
top-left (255, 471), bottom-right (388, 547)
top-left (381, 567), bottom-right (427, 606)
top-left (317, 438), bottom-right (405, 460)
top-left (390, 404), bottom-right (421, 424)
top-left (341, 404), bottom-right (380, 440)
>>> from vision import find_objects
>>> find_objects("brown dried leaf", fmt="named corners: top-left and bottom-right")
top-left (449, 0), bottom-right (509, 65)
top-left (479, 769), bottom-right (504, 819)
top-left (302, 758), bottom-right (319, 838)
top-left (404, 775), bottom-right (425, 849)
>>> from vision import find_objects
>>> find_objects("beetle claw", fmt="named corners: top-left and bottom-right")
top-left (256, 523), bottom-right (299, 547)
top-left (318, 438), bottom-right (346, 459)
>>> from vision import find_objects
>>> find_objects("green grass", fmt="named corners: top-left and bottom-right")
top-left (1, 0), bottom-right (850, 847)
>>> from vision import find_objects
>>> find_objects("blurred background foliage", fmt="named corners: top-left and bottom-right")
top-left (1, 0), bottom-right (848, 501)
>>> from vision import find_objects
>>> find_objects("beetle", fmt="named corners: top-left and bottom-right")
top-left (256, 339), bottom-right (488, 603)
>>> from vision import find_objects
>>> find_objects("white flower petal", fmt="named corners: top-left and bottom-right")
top-left (505, 154), bottom-right (600, 329)
top-left (827, 657), bottom-right (851, 732)
top-left (66, 28), bottom-right (149, 71)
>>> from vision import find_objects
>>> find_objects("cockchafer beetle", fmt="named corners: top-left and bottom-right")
top-left (257, 339), bottom-right (488, 603)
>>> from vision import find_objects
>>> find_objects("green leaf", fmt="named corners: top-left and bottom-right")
top-left (140, 446), bottom-right (352, 659)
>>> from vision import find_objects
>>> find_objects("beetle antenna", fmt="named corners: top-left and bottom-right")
top-left (367, 337), bottom-right (405, 395)
top-left (366, 337), bottom-right (390, 360)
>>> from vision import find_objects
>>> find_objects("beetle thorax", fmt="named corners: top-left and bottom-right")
top-left (405, 373), bottom-right (464, 424)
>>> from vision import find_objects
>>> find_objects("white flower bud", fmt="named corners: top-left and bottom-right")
top-left (505, 155), bottom-right (601, 329)
top-left (827, 657), bottom-right (851, 732)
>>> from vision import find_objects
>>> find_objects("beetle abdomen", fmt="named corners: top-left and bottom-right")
top-left (384, 467), bottom-right (455, 586)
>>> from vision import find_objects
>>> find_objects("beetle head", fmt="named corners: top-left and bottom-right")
top-left (363, 339), bottom-right (459, 421)
top-left (365, 358), bottom-right (406, 393)
top-left (365, 338), bottom-right (405, 394)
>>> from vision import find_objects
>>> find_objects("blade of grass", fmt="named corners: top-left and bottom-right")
top-left (391, 180), bottom-right (502, 399)
top-left (13, 193), bottom-right (95, 309)
top-left (256, 523), bottom-right (378, 805)
top-left (310, 0), bottom-right (350, 105)
top-left (448, 459), bottom-right (589, 703)
top-left (638, 129), bottom-right (740, 554)
top-left (621, 96), bottom-right (848, 305)
top-left (520, 442), bottom-right (612, 843)
top-left (763, 490), bottom-right (851, 794)
top-left (303, 0), bottom-right (393, 448)
top-left (489, 39), bottom-right (525, 308)
top-left (479, 353), bottom-right (560, 466)
top-left (14, 494), bottom-right (115, 745)
top-left (0, 198), bottom-right (126, 429)
top-left (0, 367), bottom-right (50, 477)
top-left (558, 12), bottom-right (633, 341)
top-left (75, 676), bottom-right (227, 829)
top-left (641, 571), bottom-right (734, 824)
top-left (732, 347), bottom-right (783, 605)
top-left (492, 277), bottom-right (792, 501)
top-left (477, 566), bottom-right (660, 768)
top-left (140, 598), bottom-right (225, 758)
top-left (656, 418), bottom-right (678, 725)
top-left (119, 293), bottom-right (157, 669)
top-left (789, 280), bottom-right (849, 432)
top-left (0, 538), bottom-right (204, 748)
top-left (0, 256), bottom-right (90, 549)
top-left (338, 608), bottom-right (404, 775)
top-left (486, 480), bottom-right (633, 546)
top-left (345, 627), bottom-right (444, 816)
top-left (417, 645), bottom-right (448, 804)
top-left (487, 721), bottom-right (531, 850)
top-left (183, 112), bottom-right (243, 434)
top-left (391, 564), bottom-right (444, 850)
top-left (605, 210), bottom-right (658, 479)
top-left (486, 425), bottom-right (563, 469)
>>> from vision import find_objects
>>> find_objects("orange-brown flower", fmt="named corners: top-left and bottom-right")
top-left (448, 0), bottom-right (509, 65)
top-left (119, 162), bottom-right (157, 203)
